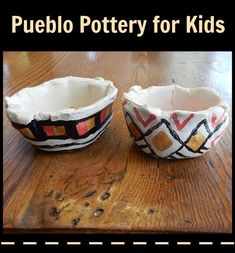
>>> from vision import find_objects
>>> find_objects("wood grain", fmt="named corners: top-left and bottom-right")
top-left (3, 52), bottom-right (232, 233)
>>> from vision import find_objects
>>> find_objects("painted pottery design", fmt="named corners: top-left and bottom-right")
top-left (5, 76), bottom-right (118, 151)
top-left (122, 85), bottom-right (229, 159)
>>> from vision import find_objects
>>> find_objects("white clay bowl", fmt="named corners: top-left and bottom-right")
top-left (122, 85), bottom-right (229, 159)
top-left (5, 76), bottom-right (118, 151)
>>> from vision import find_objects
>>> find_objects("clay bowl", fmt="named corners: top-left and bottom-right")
top-left (5, 76), bottom-right (118, 151)
top-left (122, 85), bottom-right (229, 159)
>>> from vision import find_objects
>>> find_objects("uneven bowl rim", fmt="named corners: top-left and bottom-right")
top-left (122, 84), bottom-right (229, 115)
top-left (5, 76), bottom-right (118, 125)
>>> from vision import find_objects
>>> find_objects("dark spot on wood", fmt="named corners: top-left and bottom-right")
top-left (206, 160), bottom-right (214, 170)
top-left (84, 201), bottom-right (90, 207)
top-left (48, 207), bottom-right (60, 220)
top-left (45, 189), bottom-right (53, 197)
top-left (48, 207), bottom-right (57, 215)
top-left (101, 192), bottom-right (110, 201)
top-left (172, 78), bottom-right (175, 83)
top-left (166, 175), bottom-right (177, 180)
top-left (55, 191), bottom-right (61, 198)
top-left (71, 218), bottom-right (80, 227)
top-left (184, 219), bottom-right (191, 224)
top-left (93, 208), bottom-right (104, 217)
top-left (148, 208), bottom-right (154, 214)
top-left (113, 170), bottom-right (126, 181)
top-left (49, 175), bottom-right (53, 178)
top-left (84, 190), bottom-right (96, 197)
top-left (55, 191), bottom-right (64, 201)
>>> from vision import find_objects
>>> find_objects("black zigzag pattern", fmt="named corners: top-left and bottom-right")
top-left (125, 112), bottom-right (227, 159)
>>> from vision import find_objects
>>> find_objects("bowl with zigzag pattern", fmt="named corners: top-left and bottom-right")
top-left (5, 76), bottom-right (118, 151)
top-left (122, 85), bottom-right (229, 159)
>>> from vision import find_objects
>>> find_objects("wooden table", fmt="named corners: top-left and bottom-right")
top-left (3, 52), bottom-right (232, 233)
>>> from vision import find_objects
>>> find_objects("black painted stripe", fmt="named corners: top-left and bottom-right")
top-left (168, 155), bottom-right (177, 159)
top-left (201, 146), bottom-right (209, 150)
top-left (176, 152), bottom-right (189, 158)
top-left (137, 144), bottom-right (148, 149)
top-left (34, 123), bottom-right (109, 149)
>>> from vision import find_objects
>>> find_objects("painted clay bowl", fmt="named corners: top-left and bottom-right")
top-left (122, 85), bottom-right (229, 159)
top-left (5, 76), bottom-right (118, 151)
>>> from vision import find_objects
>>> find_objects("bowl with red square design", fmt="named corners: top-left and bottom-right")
top-left (122, 85), bottom-right (229, 159)
top-left (5, 76), bottom-right (118, 151)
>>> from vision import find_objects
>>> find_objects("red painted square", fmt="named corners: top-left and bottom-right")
top-left (100, 109), bottom-right (107, 123)
top-left (43, 125), bottom-right (54, 136)
top-left (76, 121), bottom-right (88, 136)
top-left (100, 105), bottom-right (111, 123)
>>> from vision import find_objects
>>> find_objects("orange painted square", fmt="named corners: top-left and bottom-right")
top-left (19, 128), bottom-right (35, 138)
top-left (152, 131), bottom-right (173, 151)
top-left (53, 126), bottom-right (66, 136)
top-left (186, 132), bottom-right (205, 151)
top-left (86, 117), bottom-right (95, 131)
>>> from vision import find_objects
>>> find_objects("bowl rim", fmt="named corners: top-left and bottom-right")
top-left (5, 76), bottom-right (118, 125)
top-left (123, 84), bottom-right (229, 114)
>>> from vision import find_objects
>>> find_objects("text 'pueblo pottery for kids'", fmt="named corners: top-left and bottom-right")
top-left (122, 85), bottom-right (229, 159)
top-left (5, 76), bottom-right (118, 151)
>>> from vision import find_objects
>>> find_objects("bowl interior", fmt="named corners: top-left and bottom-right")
top-left (135, 86), bottom-right (221, 111)
top-left (9, 77), bottom-right (111, 113)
